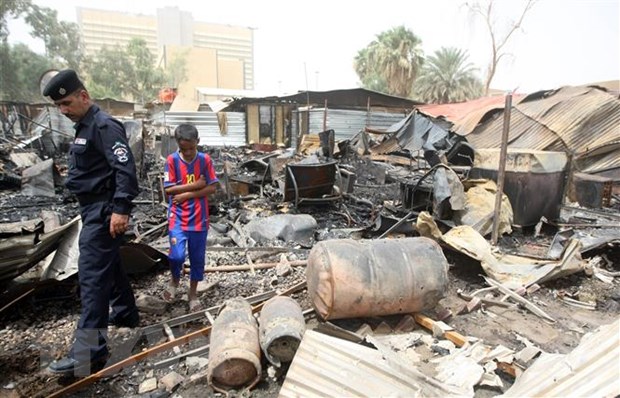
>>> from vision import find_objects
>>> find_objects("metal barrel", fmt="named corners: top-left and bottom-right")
top-left (306, 237), bottom-right (449, 320)
top-left (259, 296), bottom-right (306, 367)
top-left (207, 297), bottom-right (261, 393)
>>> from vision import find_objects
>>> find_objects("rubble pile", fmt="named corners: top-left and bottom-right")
top-left (0, 116), bottom-right (619, 398)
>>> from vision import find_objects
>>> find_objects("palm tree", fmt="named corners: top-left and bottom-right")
top-left (354, 26), bottom-right (424, 98)
top-left (353, 47), bottom-right (388, 93)
top-left (414, 47), bottom-right (483, 104)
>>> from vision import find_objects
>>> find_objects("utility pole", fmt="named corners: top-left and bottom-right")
top-left (491, 93), bottom-right (512, 245)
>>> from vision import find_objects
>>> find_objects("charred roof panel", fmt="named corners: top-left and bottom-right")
top-left (465, 86), bottom-right (620, 176)
top-left (516, 86), bottom-right (620, 154)
top-left (466, 109), bottom-right (561, 151)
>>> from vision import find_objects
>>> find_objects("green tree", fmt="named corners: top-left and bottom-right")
top-left (1, 0), bottom-right (32, 101)
top-left (1, 43), bottom-right (53, 101)
top-left (354, 25), bottom-right (424, 98)
top-left (413, 47), bottom-right (483, 104)
top-left (353, 47), bottom-right (388, 93)
top-left (126, 38), bottom-right (165, 103)
top-left (1, 1), bottom-right (83, 101)
top-left (86, 38), bottom-right (165, 103)
top-left (1, 0), bottom-right (30, 40)
top-left (165, 49), bottom-right (189, 89)
top-left (84, 45), bottom-right (131, 99)
top-left (24, 5), bottom-right (83, 69)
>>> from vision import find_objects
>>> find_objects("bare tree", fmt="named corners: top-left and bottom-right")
top-left (468, 0), bottom-right (537, 95)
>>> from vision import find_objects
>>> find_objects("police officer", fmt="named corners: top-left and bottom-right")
top-left (43, 69), bottom-right (140, 375)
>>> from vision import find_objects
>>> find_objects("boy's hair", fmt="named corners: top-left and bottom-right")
top-left (174, 123), bottom-right (199, 142)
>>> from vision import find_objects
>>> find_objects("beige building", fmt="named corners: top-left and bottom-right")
top-left (76, 7), bottom-right (254, 106)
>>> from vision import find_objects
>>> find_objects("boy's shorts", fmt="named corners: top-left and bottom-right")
top-left (168, 229), bottom-right (208, 281)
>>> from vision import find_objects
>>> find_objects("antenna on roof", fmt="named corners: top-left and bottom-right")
top-left (304, 62), bottom-right (310, 107)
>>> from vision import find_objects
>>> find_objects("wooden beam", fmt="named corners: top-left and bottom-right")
top-left (413, 313), bottom-right (468, 347)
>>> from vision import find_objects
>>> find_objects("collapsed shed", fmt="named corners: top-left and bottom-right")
top-left (419, 85), bottom-right (620, 184)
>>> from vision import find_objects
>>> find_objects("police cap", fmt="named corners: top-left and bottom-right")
top-left (43, 69), bottom-right (85, 101)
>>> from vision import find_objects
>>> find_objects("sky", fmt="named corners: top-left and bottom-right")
top-left (7, 0), bottom-right (620, 95)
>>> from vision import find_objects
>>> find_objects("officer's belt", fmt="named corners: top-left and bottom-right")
top-left (77, 192), bottom-right (112, 206)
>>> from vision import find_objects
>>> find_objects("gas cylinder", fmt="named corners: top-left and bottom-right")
top-left (207, 298), bottom-right (261, 392)
top-left (259, 296), bottom-right (305, 367)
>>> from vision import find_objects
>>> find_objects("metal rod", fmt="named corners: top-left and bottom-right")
top-left (377, 211), bottom-right (417, 239)
top-left (0, 288), bottom-right (35, 314)
top-left (204, 260), bottom-right (307, 273)
top-left (47, 281), bottom-right (307, 397)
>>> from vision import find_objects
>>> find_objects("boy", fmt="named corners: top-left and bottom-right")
top-left (163, 123), bottom-right (218, 312)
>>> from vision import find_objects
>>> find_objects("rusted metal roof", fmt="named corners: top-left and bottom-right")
top-left (467, 108), bottom-right (561, 150)
top-left (579, 144), bottom-right (620, 175)
top-left (465, 86), bottom-right (620, 177)
top-left (417, 95), bottom-right (527, 136)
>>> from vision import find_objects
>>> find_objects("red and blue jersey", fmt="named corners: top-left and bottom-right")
top-left (164, 151), bottom-right (218, 232)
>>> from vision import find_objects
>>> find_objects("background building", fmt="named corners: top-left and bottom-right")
top-left (76, 6), bottom-right (254, 108)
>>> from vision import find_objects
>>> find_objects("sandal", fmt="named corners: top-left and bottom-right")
top-left (189, 299), bottom-right (202, 312)
top-left (163, 285), bottom-right (176, 302)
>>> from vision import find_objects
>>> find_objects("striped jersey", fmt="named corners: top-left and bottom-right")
top-left (164, 151), bottom-right (219, 231)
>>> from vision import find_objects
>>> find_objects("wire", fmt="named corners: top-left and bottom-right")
top-left (16, 112), bottom-right (74, 137)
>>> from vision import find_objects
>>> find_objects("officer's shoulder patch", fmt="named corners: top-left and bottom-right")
top-left (112, 141), bottom-right (129, 163)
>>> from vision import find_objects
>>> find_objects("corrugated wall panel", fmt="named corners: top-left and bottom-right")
top-left (151, 111), bottom-right (246, 147)
top-left (291, 109), bottom-right (407, 148)
top-left (291, 111), bottom-right (299, 149)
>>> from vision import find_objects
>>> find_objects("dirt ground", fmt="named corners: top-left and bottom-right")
top-left (0, 153), bottom-right (619, 397)
top-left (1, 238), bottom-right (617, 398)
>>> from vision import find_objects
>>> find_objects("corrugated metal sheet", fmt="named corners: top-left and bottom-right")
top-left (151, 111), bottom-right (246, 147)
top-left (417, 95), bottom-right (527, 136)
top-left (291, 109), bottom-right (407, 149)
top-left (518, 87), bottom-right (619, 153)
top-left (0, 217), bottom-right (80, 286)
top-left (30, 106), bottom-right (75, 151)
top-left (501, 318), bottom-right (620, 397)
top-left (467, 109), bottom-right (561, 151)
top-left (368, 111), bottom-right (452, 155)
top-left (465, 86), bottom-right (620, 176)
top-left (278, 330), bottom-right (427, 397)
top-left (580, 145), bottom-right (620, 174)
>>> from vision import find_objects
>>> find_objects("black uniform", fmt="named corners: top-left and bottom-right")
top-left (67, 104), bottom-right (139, 364)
